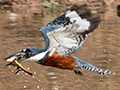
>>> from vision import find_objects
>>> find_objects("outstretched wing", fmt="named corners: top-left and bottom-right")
top-left (40, 5), bottom-right (100, 56)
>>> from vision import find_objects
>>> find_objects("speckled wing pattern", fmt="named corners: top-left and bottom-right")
top-left (40, 5), bottom-right (100, 56)
top-left (47, 10), bottom-right (89, 55)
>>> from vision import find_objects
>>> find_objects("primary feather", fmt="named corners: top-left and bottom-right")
top-left (40, 4), bottom-right (100, 56)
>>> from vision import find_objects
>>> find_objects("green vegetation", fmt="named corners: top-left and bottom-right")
top-left (90, 10), bottom-right (97, 14)
top-left (41, 1), bottom-right (65, 11)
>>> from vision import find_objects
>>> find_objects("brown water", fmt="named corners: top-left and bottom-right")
top-left (0, 5), bottom-right (120, 90)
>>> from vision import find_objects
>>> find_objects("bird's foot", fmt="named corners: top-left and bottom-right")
top-left (73, 68), bottom-right (83, 76)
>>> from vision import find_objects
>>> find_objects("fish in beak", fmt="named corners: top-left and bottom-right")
top-left (4, 52), bottom-right (33, 75)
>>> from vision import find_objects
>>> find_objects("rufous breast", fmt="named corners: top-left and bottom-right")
top-left (43, 52), bottom-right (77, 69)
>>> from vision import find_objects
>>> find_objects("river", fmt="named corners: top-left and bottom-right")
top-left (0, 4), bottom-right (120, 90)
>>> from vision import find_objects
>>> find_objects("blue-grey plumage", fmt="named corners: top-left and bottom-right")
top-left (71, 55), bottom-right (115, 75)
top-left (4, 4), bottom-right (115, 76)
top-left (40, 14), bottom-right (70, 50)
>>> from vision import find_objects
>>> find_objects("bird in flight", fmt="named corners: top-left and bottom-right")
top-left (4, 4), bottom-right (115, 76)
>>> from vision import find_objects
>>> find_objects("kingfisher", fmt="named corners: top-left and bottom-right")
top-left (4, 5), bottom-right (115, 76)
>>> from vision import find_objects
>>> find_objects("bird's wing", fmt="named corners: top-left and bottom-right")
top-left (40, 5), bottom-right (100, 56)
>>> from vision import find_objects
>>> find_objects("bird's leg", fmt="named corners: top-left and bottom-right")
top-left (71, 55), bottom-right (115, 75)
top-left (73, 67), bottom-right (83, 76)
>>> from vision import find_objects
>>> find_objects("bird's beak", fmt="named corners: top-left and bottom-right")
top-left (4, 52), bottom-right (33, 75)
top-left (4, 52), bottom-right (26, 62)
top-left (6, 55), bottom-right (18, 63)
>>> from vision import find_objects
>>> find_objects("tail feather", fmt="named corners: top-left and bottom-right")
top-left (71, 55), bottom-right (115, 75)
top-left (81, 64), bottom-right (115, 75)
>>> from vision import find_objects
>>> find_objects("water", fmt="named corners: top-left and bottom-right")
top-left (0, 5), bottom-right (120, 90)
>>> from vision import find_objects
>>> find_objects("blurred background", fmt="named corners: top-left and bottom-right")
top-left (0, 0), bottom-right (120, 90)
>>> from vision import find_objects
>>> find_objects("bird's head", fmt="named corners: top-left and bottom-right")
top-left (4, 47), bottom-right (48, 64)
top-left (4, 47), bottom-right (48, 75)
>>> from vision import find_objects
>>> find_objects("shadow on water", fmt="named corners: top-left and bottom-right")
top-left (0, 4), bottom-right (120, 90)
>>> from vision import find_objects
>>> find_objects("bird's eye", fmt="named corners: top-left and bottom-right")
top-left (22, 48), bottom-right (32, 57)
top-left (26, 49), bottom-right (32, 53)
top-left (22, 49), bottom-right (31, 53)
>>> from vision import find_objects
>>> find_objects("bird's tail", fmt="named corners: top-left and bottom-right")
top-left (71, 56), bottom-right (115, 75)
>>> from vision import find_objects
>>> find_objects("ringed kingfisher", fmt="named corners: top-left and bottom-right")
top-left (4, 5), bottom-right (115, 76)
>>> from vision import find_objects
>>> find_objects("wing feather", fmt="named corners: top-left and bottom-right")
top-left (40, 4), bottom-right (100, 55)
